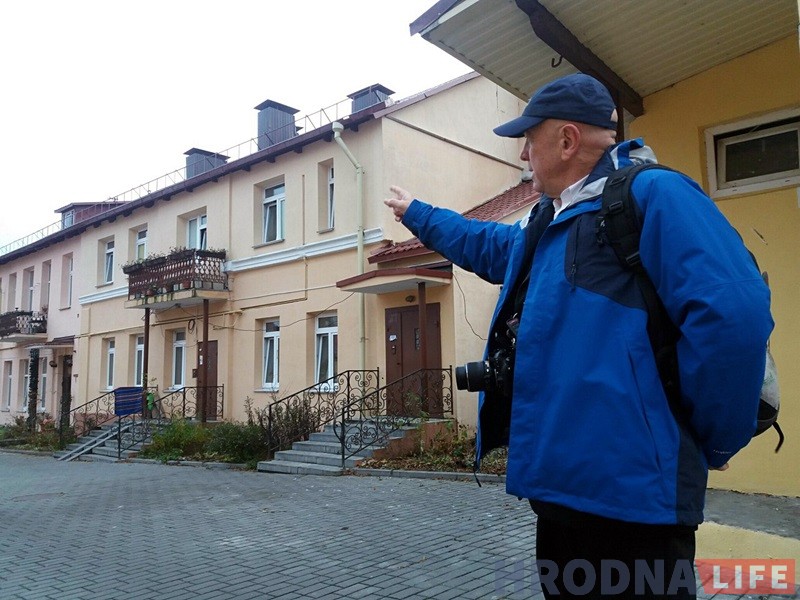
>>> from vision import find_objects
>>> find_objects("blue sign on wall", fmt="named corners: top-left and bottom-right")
top-left (114, 387), bottom-right (143, 416)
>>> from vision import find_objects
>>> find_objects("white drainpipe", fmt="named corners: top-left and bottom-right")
top-left (332, 121), bottom-right (366, 372)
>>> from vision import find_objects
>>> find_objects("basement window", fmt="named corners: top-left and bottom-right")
top-left (706, 108), bottom-right (800, 198)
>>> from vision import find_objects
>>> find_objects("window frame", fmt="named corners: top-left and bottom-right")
top-left (3, 361), bottom-right (12, 411)
top-left (263, 184), bottom-right (286, 244)
top-left (171, 330), bottom-right (186, 389)
top-left (103, 240), bottom-right (115, 284)
top-left (136, 228), bottom-right (148, 260)
top-left (314, 313), bottom-right (338, 391)
top-left (38, 357), bottom-right (47, 411)
top-left (262, 320), bottom-right (280, 391)
top-left (134, 335), bottom-right (145, 387)
top-left (105, 339), bottom-right (116, 390)
top-left (705, 108), bottom-right (800, 199)
top-left (188, 215), bottom-right (208, 250)
top-left (327, 166), bottom-right (335, 230)
top-left (20, 359), bottom-right (29, 411)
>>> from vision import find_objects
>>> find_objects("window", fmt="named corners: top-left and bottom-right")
top-left (263, 184), bottom-right (285, 243)
top-left (706, 109), bottom-right (800, 198)
top-left (136, 228), bottom-right (148, 260)
top-left (172, 330), bottom-right (186, 389)
top-left (41, 261), bottom-right (51, 310)
top-left (20, 359), bottom-right (29, 410)
top-left (23, 268), bottom-right (34, 311)
top-left (62, 254), bottom-right (73, 309)
top-left (38, 358), bottom-right (47, 411)
top-left (103, 240), bottom-right (115, 284)
top-left (105, 339), bottom-right (115, 390)
top-left (62, 210), bottom-right (74, 228)
top-left (134, 335), bottom-right (145, 387)
top-left (315, 313), bottom-right (338, 389)
top-left (262, 320), bottom-right (280, 391)
top-left (6, 274), bottom-right (16, 312)
top-left (188, 215), bottom-right (207, 250)
top-left (3, 362), bottom-right (11, 411)
top-left (318, 162), bottom-right (335, 231)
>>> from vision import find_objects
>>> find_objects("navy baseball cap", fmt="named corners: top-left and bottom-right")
top-left (493, 73), bottom-right (618, 138)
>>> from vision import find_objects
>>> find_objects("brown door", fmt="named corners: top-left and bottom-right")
top-left (197, 341), bottom-right (219, 420)
top-left (385, 304), bottom-right (442, 417)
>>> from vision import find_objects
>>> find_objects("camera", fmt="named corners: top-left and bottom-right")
top-left (455, 347), bottom-right (514, 396)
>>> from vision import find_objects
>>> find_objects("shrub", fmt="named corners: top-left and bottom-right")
top-left (206, 421), bottom-right (268, 464)
top-left (139, 419), bottom-right (211, 462)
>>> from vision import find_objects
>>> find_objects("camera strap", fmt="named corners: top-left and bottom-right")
top-left (512, 198), bottom-right (555, 319)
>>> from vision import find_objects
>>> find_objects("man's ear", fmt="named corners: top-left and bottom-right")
top-left (559, 123), bottom-right (581, 159)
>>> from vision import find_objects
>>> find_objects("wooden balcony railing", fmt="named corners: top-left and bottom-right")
top-left (123, 248), bottom-right (227, 300)
top-left (0, 310), bottom-right (47, 338)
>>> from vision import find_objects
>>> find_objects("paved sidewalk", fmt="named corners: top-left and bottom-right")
top-left (0, 453), bottom-right (796, 599)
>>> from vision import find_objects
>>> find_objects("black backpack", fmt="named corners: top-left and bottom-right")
top-left (598, 163), bottom-right (784, 452)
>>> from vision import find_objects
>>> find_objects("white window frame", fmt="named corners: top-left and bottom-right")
top-left (103, 240), bottom-right (115, 284)
top-left (188, 215), bottom-right (207, 250)
top-left (171, 330), bottom-right (186, 389)
top-left (67, 256), bottom-right (73, 308)
top-left (6, 274), bottom-right (16, 312)
top-left (105, 339), bottom-right (115, 390)
top-left (38, 358), bottom-right (47, 411)
top-left (263, 184), bottom-right (286, 243)
top-left (62, 210), bottom-right (74, 228)
top-left (314, 313), bottom-right (338, 391)
top-left (3, 362), bottom-right (12, 411)
top-left (136, 228), bottom-right (148, 260)
top-left (705, 108), bottom-right (800, 199)
top-left (327, 166), bottom-right (335, 230)
top-left (262, 320), bottom-right (280, 391)
top-left (20, 359), bottom-right (29, 410)
top-left (42, 261), bottom-right (51, 310)
top-left (24, 268), bottom-right (34, 311)
top-left (134, 335), bottom-right (145, 387)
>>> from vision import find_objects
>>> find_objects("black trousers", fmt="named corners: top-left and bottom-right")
top-left (533, 506), bottom-right (697, 599)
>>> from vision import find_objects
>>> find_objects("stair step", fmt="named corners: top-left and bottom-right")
top-left (291, 440), bottom-right (377, 457)
top-left (273, 449), bottom-right (366, 468)
top-left (77, 453), bottom-right (120, 463)
top-left (256, 459), bottom-right (343, 476)
top-left (91, 445), bottom-right (138, 459)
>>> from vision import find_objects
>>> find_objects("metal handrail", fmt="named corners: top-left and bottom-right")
top-left (335, 367), bottom-right (454, 468)
top-left (264, 369), bottom-right (380, 456)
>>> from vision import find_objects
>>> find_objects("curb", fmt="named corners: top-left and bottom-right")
top-left (125, 457), bottom-right (248, 470)
top-left (352, 467), bottom-right (505, 484)
top-left (0, 448), bottom-right (54, 457)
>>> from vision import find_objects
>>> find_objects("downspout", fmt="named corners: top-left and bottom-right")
top-left (331, 121), bottom-right (366, 372)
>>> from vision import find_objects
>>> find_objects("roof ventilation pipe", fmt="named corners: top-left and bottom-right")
top-left (332, 121), bottom-right (365, 373)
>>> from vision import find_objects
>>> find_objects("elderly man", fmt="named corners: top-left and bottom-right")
top-left (384, 73), bottom-right (772, 599)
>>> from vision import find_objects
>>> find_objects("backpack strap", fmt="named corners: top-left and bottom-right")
top-left (598, 164), bottom-right (683, 407)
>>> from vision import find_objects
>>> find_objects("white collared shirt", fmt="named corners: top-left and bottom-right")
top-left (553, 174), bottom-right (590, 218)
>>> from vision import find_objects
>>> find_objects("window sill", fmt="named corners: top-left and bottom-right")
top-left (254, 239), bottom-right (285, 250)
top-left (257, 386), bottom-right (279, 393)
top-left (317, 227), bottom-right (335, 235)
top-left (97, 282), bottom-right (114, 289)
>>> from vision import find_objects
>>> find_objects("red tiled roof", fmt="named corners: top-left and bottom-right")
top-left (370, 180), bottom-right (540, 264)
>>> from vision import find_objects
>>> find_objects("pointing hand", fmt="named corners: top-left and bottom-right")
top-left (384, 185), bottom-right (413, 222)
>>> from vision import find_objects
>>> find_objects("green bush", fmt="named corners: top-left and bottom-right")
top-left (139, 419), bottom-right (211, 462)
top-left (206, 421), bottom-right (268, 464)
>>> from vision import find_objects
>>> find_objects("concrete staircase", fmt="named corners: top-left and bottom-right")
top-left (257, 421), bottom-right (417, 476)
top-left (53, 421), bottom-right (159, 462)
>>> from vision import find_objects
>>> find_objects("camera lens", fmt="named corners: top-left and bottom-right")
top-left (455, 360), bottom-right (491, 392)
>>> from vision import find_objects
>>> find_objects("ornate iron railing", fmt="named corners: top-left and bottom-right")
top-left (0, 310), bottom-right (47, 338)
top-left (114, 385), bottom-right (224, 457)
top-left (57, 386), bottom-right (158, 449)
top-left (265, 370), bottom-right (380, 456)
top-left (124, 248), bottom-right (227, 300)
top-left (156, 386), bottom-right (224, 421)
top-left (335, 368), bottom-right (453, 467)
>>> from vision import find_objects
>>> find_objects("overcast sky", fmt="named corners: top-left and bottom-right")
top-left (0, 0), bottom-right (472, 248)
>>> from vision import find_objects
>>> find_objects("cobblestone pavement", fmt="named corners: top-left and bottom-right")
top-left (0, 453), bottom-right (796, 600)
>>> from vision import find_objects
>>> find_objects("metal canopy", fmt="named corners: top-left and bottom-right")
top-left (414, 0), bottom-right (797, 113)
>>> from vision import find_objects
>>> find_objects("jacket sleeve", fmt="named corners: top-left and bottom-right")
top-left (632, 170), bottom-right (773, 468)
top-left (402, 199), bottom-right (519, 285)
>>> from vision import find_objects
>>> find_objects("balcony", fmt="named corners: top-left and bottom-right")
top-left (0, 310), bottom-right (47, 343)
top-left (123, 248), bottom-right (229, 310)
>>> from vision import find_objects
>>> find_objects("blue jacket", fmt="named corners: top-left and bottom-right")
top-left (402, 139), bottom-right (773, 526)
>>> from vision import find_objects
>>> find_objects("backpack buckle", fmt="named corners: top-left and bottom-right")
top-left (625, 251), bottom-right (642, 267)
top-left (608, 200), bottom-right (625, 215)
